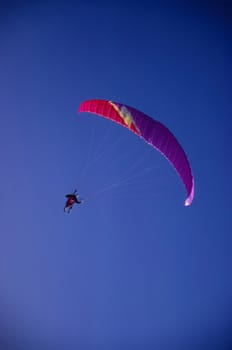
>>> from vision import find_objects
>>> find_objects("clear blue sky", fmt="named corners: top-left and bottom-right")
top-left (0, 1), bottom-right (231, 349)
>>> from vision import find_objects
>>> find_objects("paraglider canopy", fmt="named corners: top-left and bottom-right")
top-left (78, 99), bottom-right (194, 206)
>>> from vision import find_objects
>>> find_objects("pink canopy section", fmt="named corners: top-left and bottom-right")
top-left (78, 99), bottom-right (194, 206)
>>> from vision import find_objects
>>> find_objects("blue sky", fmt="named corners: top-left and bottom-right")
top-left (0, 1), bottom-right (231, 349)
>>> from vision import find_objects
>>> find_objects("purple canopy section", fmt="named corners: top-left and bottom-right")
top-left (114, 102), bottom-right (194, 206)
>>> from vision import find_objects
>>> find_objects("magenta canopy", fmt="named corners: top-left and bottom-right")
top-left (78, 99), bottom-right (194, 206)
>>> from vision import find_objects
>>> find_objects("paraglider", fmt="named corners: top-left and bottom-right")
top-left (78, 99), bottom-right (194, 206)
top-left (64, 190), bottom-right (83, 213)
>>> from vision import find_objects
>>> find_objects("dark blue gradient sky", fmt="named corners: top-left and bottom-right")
top-left (0, 1), bottom-right (231, 349)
